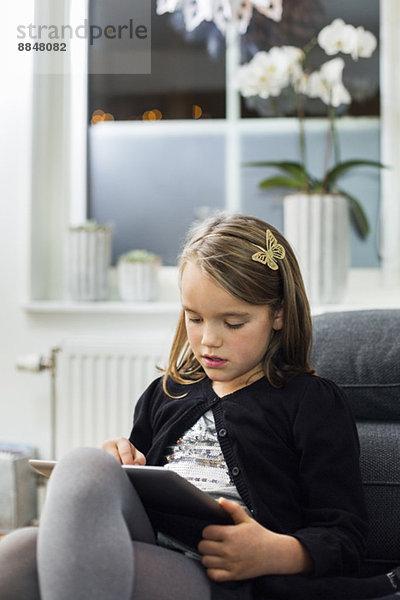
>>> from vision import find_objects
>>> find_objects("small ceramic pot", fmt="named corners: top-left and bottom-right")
top-left (117, 251), bottom-right (161, 301)
top-left (67, 224), bottom-right (111, 301)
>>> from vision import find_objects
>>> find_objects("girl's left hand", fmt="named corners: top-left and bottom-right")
top-left (198, 498), bottom-right (311, 582)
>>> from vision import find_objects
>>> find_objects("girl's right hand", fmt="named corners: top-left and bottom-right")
top-left (101, 437), bottom-right (146, 465)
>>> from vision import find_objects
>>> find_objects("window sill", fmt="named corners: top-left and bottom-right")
top-left (23, 269), bottom-right (400, 315)
top-left (23, 300), bottom-right (181, 315)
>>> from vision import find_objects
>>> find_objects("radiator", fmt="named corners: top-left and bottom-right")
top-left (55, 336), bottom-right (169, 459)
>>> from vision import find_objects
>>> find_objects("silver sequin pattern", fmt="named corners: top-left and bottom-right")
top-left (164, 410), bottom-right (246, 507)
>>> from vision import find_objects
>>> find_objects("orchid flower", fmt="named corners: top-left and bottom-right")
top-left (235, 47), bottom-right (297, 99)
top-left (352, 26), bottom-right (377, 60)
top-left (317, 18), bottom-right (358, 56)
top-left (305, 58), bottom-right (351, 107)
top-left (235, 45), bottom-right (305, 99)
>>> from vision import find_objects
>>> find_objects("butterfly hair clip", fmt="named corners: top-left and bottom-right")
top-left (252, 229), bottom-right (286, 270)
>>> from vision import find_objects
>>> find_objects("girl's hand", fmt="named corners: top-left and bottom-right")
top-left (101, 437), bottom-right (146, 466)
top-left (198, 498), bottom-right (312, 582)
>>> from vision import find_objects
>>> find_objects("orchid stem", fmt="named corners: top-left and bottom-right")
top-left (329, 104), bottom-right (340, 165)
top-left (322, 104), bottom-right (340, 191)
top-left (302, 36), bottom-right (318, 56)
top-left (297, 93), bottom-right (308, 189)
top-left (323, 120), bottom-right (331, 192)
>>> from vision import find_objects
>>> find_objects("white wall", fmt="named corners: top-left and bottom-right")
top-left (0, 5), bottom-right (42, 450)
top-left (0, 31), bottom-right (70, 455)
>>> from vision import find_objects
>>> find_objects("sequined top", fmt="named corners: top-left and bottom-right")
top-left (164, 409), bottom-right (246, 509)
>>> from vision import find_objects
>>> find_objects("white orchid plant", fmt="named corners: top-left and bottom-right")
top-left (236, 18), bottom-right (384, 238)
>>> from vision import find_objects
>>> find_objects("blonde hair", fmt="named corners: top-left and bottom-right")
top-left (163, 213), bottom-right (314, 393)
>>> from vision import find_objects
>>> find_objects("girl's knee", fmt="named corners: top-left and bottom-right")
top-left (0, 527), bottom-right (38, 578)
top-left (0, 528), bottom-right (40, 599)
top-left (57, 446), bottom-right (119, 478)
top-left (1, 526), bottom-right (37, 550)
top-left (57, 446), bottom-right (118, 474)
top-left (47, 447), bottom-right (123, 503)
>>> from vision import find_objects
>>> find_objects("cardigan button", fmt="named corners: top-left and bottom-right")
top-left (218, 428), bottom-right (227, 438)
top-left (231, 466), bottom-right (240, 477)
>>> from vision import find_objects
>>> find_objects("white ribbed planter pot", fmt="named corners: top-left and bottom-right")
top-left (118, 260), bottom-right (161, 302)
top-left (67, 227), bottom-right (111, 301)
top-left (283, 193), bottom-right (350, 305)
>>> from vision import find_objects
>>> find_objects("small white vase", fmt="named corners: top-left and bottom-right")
top-left (118, 260), bottom-right (161, 302)
top-left (283, 193), bottom-right (350, 305)
top-left (67, 225), bottom-right (111, 301)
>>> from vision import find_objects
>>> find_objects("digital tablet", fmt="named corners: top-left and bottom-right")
top-left (29, 460), bottom-right (231, 525)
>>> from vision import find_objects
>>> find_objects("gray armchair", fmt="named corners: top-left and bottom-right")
top-left (312, 309), bottom-right (400, 576)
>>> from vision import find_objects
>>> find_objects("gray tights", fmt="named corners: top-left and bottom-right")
top-left (0, 447), bottom-right (212, 600)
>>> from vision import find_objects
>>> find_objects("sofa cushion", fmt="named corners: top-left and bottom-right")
top-left (311, 310), bottom-right (400, 421)
top-left (357, 421), bottom-right (400, 570)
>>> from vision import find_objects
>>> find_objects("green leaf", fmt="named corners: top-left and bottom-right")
top-left (258, 176), bottom-right (306, 190)
top-left (338, 189), bottom-right (370, 239)
top-left (244, 160), bottom-right (307, 179)
top-left (308, 180), bottom-right (325, 193)
top-left (325, 160), bottom-right (385, 189)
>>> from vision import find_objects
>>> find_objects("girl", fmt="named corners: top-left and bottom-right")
top-left (0, 214), bottom-right (399, 600)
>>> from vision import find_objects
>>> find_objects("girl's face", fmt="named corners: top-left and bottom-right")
top-left (181, 261), bottom-right (283, 397)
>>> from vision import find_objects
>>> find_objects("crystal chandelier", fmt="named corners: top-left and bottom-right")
top-left (156, 0), bottom-right (283, 35)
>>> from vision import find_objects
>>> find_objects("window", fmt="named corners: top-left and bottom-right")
top-left (88, 0), bottom-right (380, 268)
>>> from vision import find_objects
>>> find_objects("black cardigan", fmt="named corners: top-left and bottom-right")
top-left (129, 373), bottom-right (368, 583)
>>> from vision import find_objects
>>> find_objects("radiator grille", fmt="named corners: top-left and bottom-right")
top-left (55, 337), bottom-right (167, 458)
